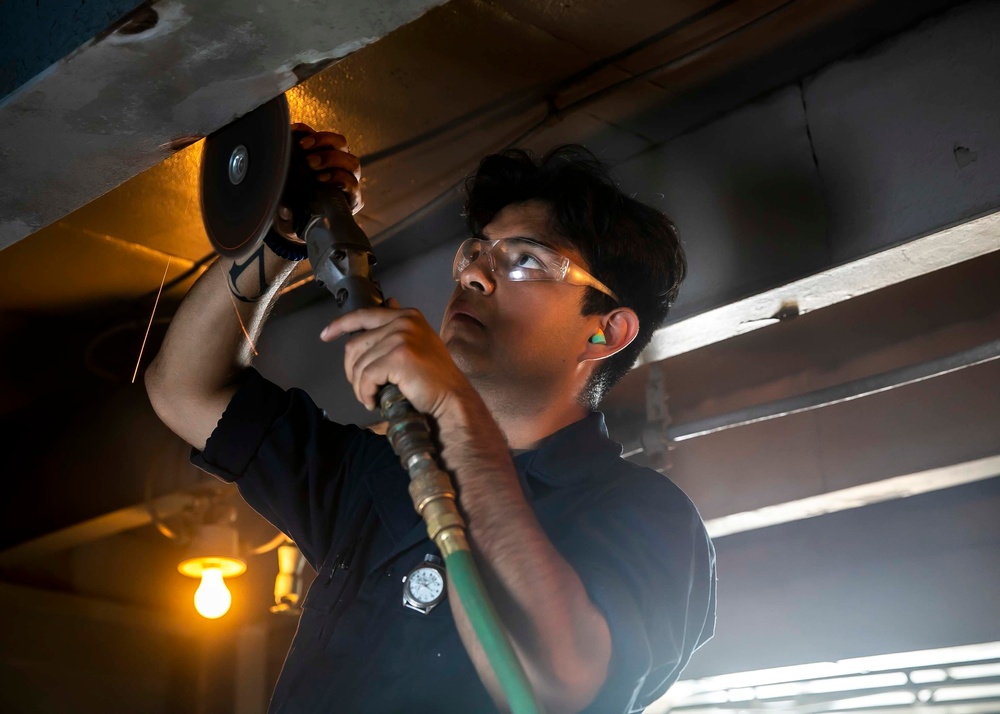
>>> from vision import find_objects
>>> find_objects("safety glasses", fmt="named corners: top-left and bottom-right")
top-left (452, 237), bottom-right (620, 303)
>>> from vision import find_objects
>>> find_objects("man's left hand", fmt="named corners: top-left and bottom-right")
top-left (320, 298), bottom-right (474, 420)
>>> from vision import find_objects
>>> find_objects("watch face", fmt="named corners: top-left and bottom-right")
top-left (405, 566), bottom-right (445, 605)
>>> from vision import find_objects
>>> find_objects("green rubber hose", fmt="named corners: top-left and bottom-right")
top-left (378, 386), bottom-right (545, 713)
top-left (445, 549), bottom-right (544, 714)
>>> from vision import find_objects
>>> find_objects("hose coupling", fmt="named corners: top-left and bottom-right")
top-left (408, 470), bottom-right (468, 551)
top-left (379, 387), bottom-right (440, 467)
top-left (434, 526), bottom-right (470, 558)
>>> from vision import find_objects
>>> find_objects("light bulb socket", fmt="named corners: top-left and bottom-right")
top-left (178, 523), bottom-right (246, 578)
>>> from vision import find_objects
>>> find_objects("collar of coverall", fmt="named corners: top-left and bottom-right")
top-left (511, 411), bottom-right (623, 498)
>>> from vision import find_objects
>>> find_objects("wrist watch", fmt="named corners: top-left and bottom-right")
top-left (402, 554), bottom-right (447, 614)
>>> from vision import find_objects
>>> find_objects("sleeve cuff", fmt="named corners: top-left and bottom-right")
top-left (190, 368), bottom-right (290, 483)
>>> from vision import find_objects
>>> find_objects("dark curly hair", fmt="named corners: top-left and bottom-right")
top-left (464, 145), bottom-right (687, 408)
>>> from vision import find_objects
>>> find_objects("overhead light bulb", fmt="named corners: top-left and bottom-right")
top-left (177, 523), bottom-right (246, 620)
top-left (194, 565), bottom-right (232, 619)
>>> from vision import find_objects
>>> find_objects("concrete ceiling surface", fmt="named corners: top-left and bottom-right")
top-left (0, 0), bottom-right (449, 248)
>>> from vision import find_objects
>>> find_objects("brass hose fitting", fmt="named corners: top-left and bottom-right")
top-left (379, 385), bottom-right (471, 557)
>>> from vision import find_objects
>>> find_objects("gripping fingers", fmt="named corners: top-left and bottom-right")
top-left (340, 309), bottom-right (423, 409)
top-left (306, 150), bottom-right (361, 178)
top-left (317, 169), bottom-right (359, 189)
top-left (297, 127), bottom-right (349, 151)
top-left (322, 305), bottom-right (416, 343)
top-left (294, 127), bottom-right (362, 211)
top-left (342, 321), bottom-right (395, 386)
top-left (318, 170), bottom-right (362, 213)
top-left (350, 334), bottom-right (408, 410)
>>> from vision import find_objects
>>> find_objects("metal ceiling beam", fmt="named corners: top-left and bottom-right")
top-left (0, 492), bottom-right (197, 568)
top-left (704, 454), bottom-right (1000, 538)
top-left (0, 0), bottom-right (447, 249)
top-left (671, 337), bottom-right (1000, 443)
top-left (638, 209), bottom-right (1000, 364)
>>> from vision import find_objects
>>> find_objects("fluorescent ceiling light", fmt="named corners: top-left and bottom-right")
top-left (649, 641), bottom-right (1000, 713)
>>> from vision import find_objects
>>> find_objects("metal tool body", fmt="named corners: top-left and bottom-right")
top-left (303, 187), bottom-right (385, 313)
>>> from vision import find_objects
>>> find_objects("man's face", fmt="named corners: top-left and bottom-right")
top-left (440, 200), bottom-right (594, 399)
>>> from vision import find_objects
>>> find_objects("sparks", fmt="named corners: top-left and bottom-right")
top-left (229, 290), bottom-right (259, 357)
top-left (133, 257), bottom-right (171, 384)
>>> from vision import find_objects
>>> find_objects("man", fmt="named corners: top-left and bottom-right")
top-left (145, 125), bottom-right (716, 714)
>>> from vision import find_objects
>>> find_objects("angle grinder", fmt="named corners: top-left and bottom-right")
top-left (198, 92), bottom-right (445, 536)
top-left (199, 93), bottom-right (382, 312)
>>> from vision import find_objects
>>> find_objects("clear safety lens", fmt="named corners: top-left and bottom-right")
top-left (452, 238), bottom-right (569, 282)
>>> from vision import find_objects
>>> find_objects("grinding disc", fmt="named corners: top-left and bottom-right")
top-left (200, 95), bottom-right (291, 259)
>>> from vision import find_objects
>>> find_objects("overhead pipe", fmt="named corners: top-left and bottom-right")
top-left (624, 337), bottom-right (1000, 457)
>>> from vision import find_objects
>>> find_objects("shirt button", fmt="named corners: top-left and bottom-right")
top-left (384, 566), bottom-right (394, 578)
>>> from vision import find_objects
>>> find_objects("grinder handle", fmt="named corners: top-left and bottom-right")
top-left (318, 186), bottom-right (370, 250)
